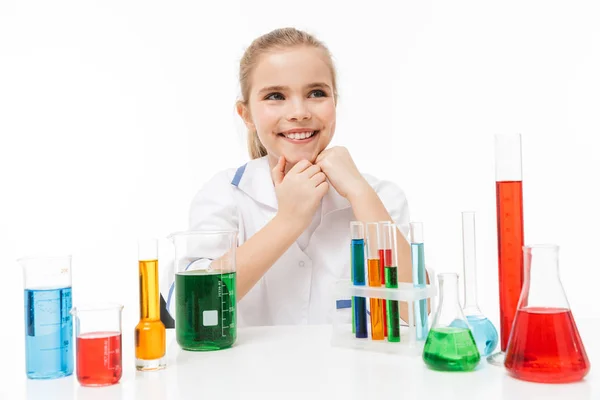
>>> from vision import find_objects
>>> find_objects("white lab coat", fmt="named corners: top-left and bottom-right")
top-left (161, 155), bottom-right (411, 327)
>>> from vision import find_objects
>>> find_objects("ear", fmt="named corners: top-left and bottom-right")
top-left (236, 101), bottom-right (255, 132)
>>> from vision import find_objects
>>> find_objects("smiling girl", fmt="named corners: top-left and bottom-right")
top-left (186, 28), bottom-right (415, 326)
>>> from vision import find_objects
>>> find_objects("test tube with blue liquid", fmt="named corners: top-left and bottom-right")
top-left (350, 222), bottom-right (368, 338)
top-left (19, 256), bottom-right (74, 379)
top-left (410, 222), bottom-right (428, 340)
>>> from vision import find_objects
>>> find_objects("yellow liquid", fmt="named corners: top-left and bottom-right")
top-left (368, 258), bottom-right (384, 340)
top-left (135, 259), bottom-right (166, 360)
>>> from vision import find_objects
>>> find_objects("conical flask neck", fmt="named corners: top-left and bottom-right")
top-left (521, 245), bottom-right (570, 310)
top-left (439, 276), bottom-right (460, 307)
top-left (433, 273), bottom-right (468, 328)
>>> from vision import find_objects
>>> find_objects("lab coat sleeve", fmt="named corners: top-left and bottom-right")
top-left (159, 169), bottom-right (239, 328)
top-left (189, 169), bottom-right (239, 232)
top-left (365, 174), bottom-right (410, 239)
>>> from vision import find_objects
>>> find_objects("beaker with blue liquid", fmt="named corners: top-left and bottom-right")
top-left (19, 256), bottom-right (74, 379)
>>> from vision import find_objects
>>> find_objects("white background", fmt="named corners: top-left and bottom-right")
top-left (1, 0), bottom-right (599, 389)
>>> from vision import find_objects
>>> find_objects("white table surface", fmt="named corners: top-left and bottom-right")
top-left (4, 319), bottom-right (598, 400)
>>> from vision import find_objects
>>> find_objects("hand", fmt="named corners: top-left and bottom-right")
top-left (315, 146), bottom-right (370, 199)
top-left (272, 156), bottom-right (329, 231)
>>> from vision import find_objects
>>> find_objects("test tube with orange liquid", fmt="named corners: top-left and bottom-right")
top-left (366, 223), bottom-right (384, 340)
top-left (135, 239), bottom-right (166, 371)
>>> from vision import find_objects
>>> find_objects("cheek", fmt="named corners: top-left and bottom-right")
top-left (252, 104), bottom-right (281, 133)
top-left (316, 101), bottom-right (336, 131)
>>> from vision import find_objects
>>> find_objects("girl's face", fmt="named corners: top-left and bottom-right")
top-left (240, 46), bottom-right (336, 168)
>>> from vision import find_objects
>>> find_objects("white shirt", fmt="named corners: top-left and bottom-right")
top-left (162, 156), bottom-right (411, 327)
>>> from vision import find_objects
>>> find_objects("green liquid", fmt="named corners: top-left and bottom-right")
top-left (175, 270), bottom-right (236, 351)
top-left (422, 327), bottom-right (480, 371)
top-left (385, 266), bottom-right (400, 342)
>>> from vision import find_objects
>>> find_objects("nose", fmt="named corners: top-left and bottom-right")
top-left (286, 98), bottom-right (311, 121)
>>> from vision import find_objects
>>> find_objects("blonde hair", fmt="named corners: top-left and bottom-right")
top-left (237, 27), bottom-right (338, 159)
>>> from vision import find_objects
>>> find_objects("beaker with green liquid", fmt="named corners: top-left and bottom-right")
top-left (169, 230), bottom-right (237, 351)
top-left (422, 273), bottom-right (480, 371)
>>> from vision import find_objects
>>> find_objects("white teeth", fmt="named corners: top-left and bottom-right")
top-left (284, 131), bottom-right (316, 140)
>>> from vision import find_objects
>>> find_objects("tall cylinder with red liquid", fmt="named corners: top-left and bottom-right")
top-left (505, 245), bottom-right (590, 383)
top-left (488, 133), bottom-right (524, 366)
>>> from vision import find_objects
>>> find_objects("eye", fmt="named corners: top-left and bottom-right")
top-left (309, 89), bottom-right (327, 98)
top-left (265, 92), bottom-right (285, 100)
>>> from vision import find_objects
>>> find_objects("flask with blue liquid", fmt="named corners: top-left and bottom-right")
top-left (459, 211), bottom-right (498, 357)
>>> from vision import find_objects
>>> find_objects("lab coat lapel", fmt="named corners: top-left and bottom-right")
top-left (235, 156), bottom-right (278, 210)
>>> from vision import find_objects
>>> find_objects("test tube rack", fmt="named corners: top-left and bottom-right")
top-left (331, 280), bottom-right (437, 356)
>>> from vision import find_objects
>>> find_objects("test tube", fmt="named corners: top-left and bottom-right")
top-left (378, 222), bottom-right (390, 338)
top-left (351, 222), bottom-right (368, 339)
top-left (135, 239), bottom-right (166, 371)
top-left (410, 222), bottom-right (429, 340)
top-left (380, 221), bottom-right (401, 342)
top-left (492, 133), bottom-right (524, 361)
top-left (366, 222), bottom-right (384, 340)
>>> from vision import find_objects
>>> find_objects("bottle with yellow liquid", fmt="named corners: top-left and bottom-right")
top-left (135, 239), bottom-right (166, 371)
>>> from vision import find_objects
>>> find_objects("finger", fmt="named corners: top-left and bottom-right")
top-left (316, 181), bottom-right (329, 197)
top-left (288, 159), bottom-right (313, 174)
top-left (315, 150), bottom-right (328, 164)
top-left (271, 156), bottom-right (286, 185)
top-left (310, 171), bottom-right (327, 186)
top-left (301, 164), bottom-right (322, 179)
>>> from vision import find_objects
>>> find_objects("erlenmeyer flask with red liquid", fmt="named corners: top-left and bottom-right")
top-left (504, 245), bottom-right (590, 383)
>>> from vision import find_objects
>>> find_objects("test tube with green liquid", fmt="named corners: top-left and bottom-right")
top-left (378, 222), bottom-right (400, 342)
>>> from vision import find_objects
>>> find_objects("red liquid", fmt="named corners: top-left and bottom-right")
top-left (378, 249), bottom-right (392, 337)
top-left (496, 181), bottom-right (524, 351)
top-left (76, 332), bottom-right (122, 386)
top-left (505, 308), bottom-right (590, 383)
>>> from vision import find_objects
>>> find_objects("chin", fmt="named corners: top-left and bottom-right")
top-left (284, 153), bottom-right (318, 165)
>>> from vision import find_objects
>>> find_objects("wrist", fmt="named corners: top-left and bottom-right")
top-left (273, 212), bottom-right (306, 236)
top-left (346, 179), bottom-right (373, 203)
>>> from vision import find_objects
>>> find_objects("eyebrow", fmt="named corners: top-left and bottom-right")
top-left (257, 82), bottom-right (331, 95)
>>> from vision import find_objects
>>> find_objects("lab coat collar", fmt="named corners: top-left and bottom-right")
top-left (233, 156), bottom-right (351, 215)
top-left (234, 157), bottom-right (278, 210)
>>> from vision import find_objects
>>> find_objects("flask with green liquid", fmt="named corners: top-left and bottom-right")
top-left (422, 273), bottom-right (480, 371)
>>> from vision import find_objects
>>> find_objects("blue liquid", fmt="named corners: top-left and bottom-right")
top-left (466, 315), bottom-right (498, 357)
top-left (411, 242), bottom-right (428, 340)
top-left (351, 239), bottom-right (368, 339)
top-left (24, 287), bottom-right (73, 379)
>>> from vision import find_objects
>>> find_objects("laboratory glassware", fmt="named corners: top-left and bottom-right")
top-left (19, 256), bottom-right (74, 379)
top-left (423, 273), bottom-right (480, 371)
top-left (351, 222), bottom-right (368, 339)
top-left (488, 133), bottom-right (525, 366)
top-left (460, 211), bottom-right (498, 357)
top-left (170, 230), bottom-right (237, 351)
top-left (504, 245), bottom-right (590, 383)
top-left (410, 222), bottom-right (428, 340)
top-left (379, 221), bottom-right (400, 342)
top-left (135, 238), bottom-right (166, 370)
top-left (71, 303), bottom-right (123, 386)
top-left (366, 222), bottom-right (384, 340)
top-left (377, 222), bottom-right (389, 337)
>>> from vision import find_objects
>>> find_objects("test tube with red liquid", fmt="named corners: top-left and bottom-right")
top-left (488, 133), bottom-right (524, 366)
top-left (378, 221), bottom-right (391, 338)
top-left (71, 304), bottom-right (123, 386)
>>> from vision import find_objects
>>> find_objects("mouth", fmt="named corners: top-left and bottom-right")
top-left (277, 130), bottom-right (320, 143)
